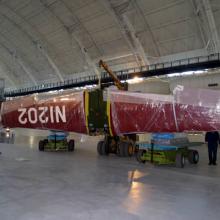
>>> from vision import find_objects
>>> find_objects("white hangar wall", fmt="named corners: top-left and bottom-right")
top-left (169, 71), bottom-right (220, 92)
top-left (127, 70), bottom-right (220, 96)
top-left (128, 79), bottom-right (170, 94)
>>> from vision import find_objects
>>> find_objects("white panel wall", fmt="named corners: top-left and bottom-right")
top-left (127, 70), bottom-right (220, 95)
top-left (128, 79), bottom-right (170, 94)
top-left (169, 71), bottom-right (220, 92)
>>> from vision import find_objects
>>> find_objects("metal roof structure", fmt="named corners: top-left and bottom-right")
top-left (0, 0), bottom-right (220, 89)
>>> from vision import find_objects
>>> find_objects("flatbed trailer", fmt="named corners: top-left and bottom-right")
top-left (136, 141), bottom-right (199, 168)
top-left (38, 131), bottom-right (75, 152)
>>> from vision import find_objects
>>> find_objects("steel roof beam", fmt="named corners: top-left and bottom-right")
top-left (36, 43), bottom-right (64, 82)
top-left (71, 34), bottom-right (101, 86)
top-left (39, 0), bottom-right (101, 85)
top-left (0, 42), bottom-right (37, 86)
top-left (0, 61), bottom-right (17, 87)
top-left (15, 54), bottom-right (38, 86)
top-left (0, 3), bottom-right (64, 82)
top-left (202, 0), bottom-right (220, 53)
top-left (190, 0), bottom-right (208, 48)
top-left (132, 0), bottom-right (161, 57)
top-left (122, 14), bottom-right (150, 66)
top-left (191, 0), bottom-right (220, 53)
top-left (100, 0), bottom-right (150, 67)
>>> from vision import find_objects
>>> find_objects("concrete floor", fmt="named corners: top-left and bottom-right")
top-left (0, 129), bottom-right (220, 220)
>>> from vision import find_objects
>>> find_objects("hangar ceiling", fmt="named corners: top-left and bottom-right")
top-left (0, 0), bottom-right (220, 89)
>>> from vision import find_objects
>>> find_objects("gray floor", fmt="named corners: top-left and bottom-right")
top-left (0, 129), bottom-right (220, 220)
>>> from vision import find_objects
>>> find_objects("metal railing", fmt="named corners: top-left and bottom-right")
top-left (4, 53), bottom-right (220, 97)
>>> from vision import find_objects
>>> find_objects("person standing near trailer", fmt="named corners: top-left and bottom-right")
top-left (205, 131), bottom-right (220, 165)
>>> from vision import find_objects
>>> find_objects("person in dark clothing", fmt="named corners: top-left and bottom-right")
top-left (205, 131), bottom-right (220, 165)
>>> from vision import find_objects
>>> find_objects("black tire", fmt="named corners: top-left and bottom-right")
top-left (118, 141), bottom-right (134, 157)
top-left (188, 150), bottom-right (199, 164)
top-left (97, 140), bottom-right (109, 156)
top-left (68, 139), bottom-right (75, 152)
top-left (118, 142), bottom-right (125, 157)
top-left (43, 139), bottom-right (48, 144)
top-left (136, 149), bottom-right (146, 163)
top-left (116, 143), bottom-right (121, 156)
top-left (123, 142), bottom-right (134, 157)
top-left (39, 140), bottom-right (45, 151)
top-left (175, 152), bottom-right (185, 168)
top-left (102, 141), bottom-right (109, 156)
top-left (97, 141), bottom-right (104, 155)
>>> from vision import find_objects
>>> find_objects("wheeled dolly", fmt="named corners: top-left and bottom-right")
top-left (38, 131), bottom-right (75, 152)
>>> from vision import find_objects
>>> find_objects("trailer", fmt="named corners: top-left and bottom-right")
top-left (136, 133), bottom-right (199, 168)
top-left (38, 131), bottom-right (75, 152)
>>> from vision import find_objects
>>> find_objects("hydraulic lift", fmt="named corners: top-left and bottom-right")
top-left (38, 131), bottom-right (75, 152)
top-left (136, 133), bottom-right (199, 168)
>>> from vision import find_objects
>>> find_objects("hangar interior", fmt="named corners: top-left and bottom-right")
top-left (1, 0), bottom-right (220, 219)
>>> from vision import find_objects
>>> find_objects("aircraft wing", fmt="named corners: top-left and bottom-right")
top-left (0, 91), bottom-right (87, 134)
top-left (1, 86), bottom-right (220, 135)
top-left (108, 86), bottom-right (220, 135)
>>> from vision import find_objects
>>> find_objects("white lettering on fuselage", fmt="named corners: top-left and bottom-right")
top-left (38, 106), bottom-right (48, 123)
top-left (18, 108), bottom-right (27, 124)
top-left (18, 106), bottom-right (66, 124)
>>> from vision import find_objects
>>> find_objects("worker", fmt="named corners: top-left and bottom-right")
top-left (205, 131), bottom-right (220, 165)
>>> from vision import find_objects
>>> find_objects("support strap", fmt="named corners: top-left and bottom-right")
top-left (172, 97), bottom-right (179, 132)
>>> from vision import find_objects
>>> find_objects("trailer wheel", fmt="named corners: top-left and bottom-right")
top-left (102, 141), bottom-right (109, 156)
top-left (43, 139), bottom-right (48, 144)
top-left (188, 150), bottom-right (199, 164)
top-left (39, 140), bottom-right (45, 151)
top-left (123, 142), bottom-right (134, 157)
top-left (118, 142), bottom-right (126, 157)
top-left (117, 142), bottom-right (123, 157)
top-left (136, 149), bottom-right (146, 163)
top-left (175, 153), bottom-right (185, 168)
top-left (118, 141), bottom-right (134, 157)
top-left (68, 139), bottom-right (75, 152)
top-left (116, 143), bottom-right (121, 156)
top-left (97, 141), bottom-right (104, 155)
top-left (97, 141), bottom-right (109, 156)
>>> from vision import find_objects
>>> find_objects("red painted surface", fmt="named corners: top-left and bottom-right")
top-left (1, 91), bottom-right (87, 134)
top-left (2, 88), bottom-right (220, 135)
top-left (110, 102), bottom-right (176, 134)
top-left (109, 88), bottom-right (220, 135)
top-left (110, 102), bottom-right (220, 134)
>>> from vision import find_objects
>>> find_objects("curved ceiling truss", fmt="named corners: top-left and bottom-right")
top-left (0, 0), bottom-right (219, 89)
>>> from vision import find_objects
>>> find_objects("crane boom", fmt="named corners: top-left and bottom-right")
top-left (99, 60), bottom-right (127, 90)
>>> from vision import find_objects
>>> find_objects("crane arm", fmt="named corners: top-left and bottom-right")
top-left (99, 60), bottom-right (127, 90)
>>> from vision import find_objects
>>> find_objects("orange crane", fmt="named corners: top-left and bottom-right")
top-left (99, 60), bottom-right (128, 91)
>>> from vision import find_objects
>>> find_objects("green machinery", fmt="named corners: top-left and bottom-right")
top-left (86, 89), bottom-right (136, 157)
top-left (86, 89), bottom-right (108, 134)
top-left (136, 134), bottom-right (199, 168)
top-left (38, 131), bottom-right (75, 152)
top-left (86, 60), bottom-right (135, 157)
